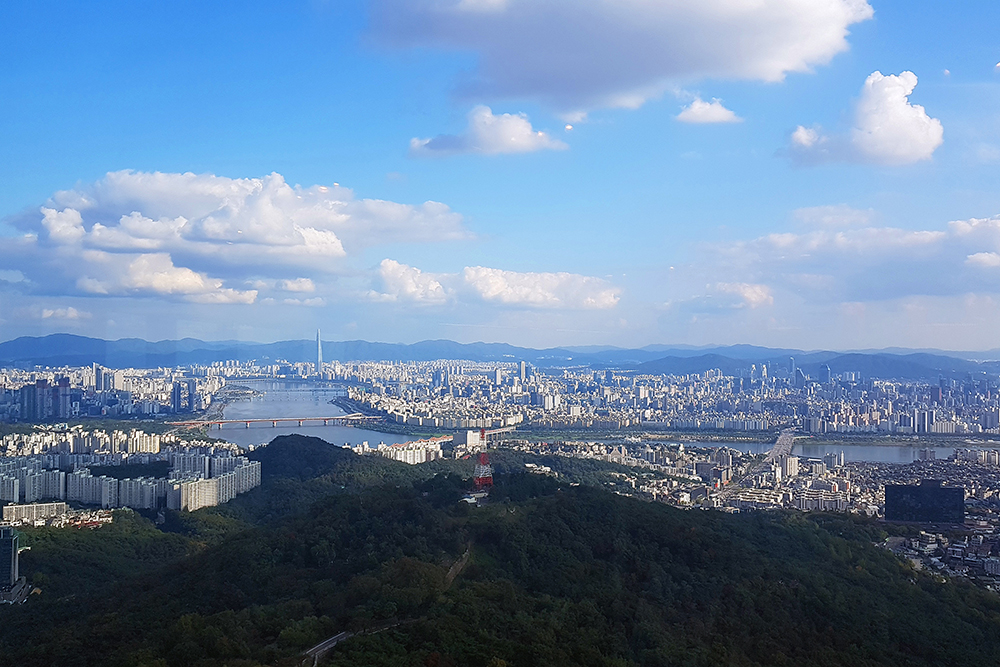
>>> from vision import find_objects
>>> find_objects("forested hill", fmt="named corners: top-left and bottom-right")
top-left (2, 435), bottom-right (1000, 666)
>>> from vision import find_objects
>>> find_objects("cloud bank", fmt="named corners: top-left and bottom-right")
top-left (462, 266), bottom-right (621, 308)
top-left (1, 171), bottom-right (468, 304)
top-left (372, 0), bottom-right (873, 112)
top-left (650, 210), bottom-right (1000, 350)
top-left (706, 214), bottom-right (1000, 305)
top-left (372, 260), bottom-right (621, 309)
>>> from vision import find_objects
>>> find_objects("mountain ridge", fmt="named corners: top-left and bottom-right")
top-left (3, 333), bottom-right (1000, 379)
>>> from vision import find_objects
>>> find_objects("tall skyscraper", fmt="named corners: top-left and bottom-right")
top-left (186, 379), bottom-right (198, 411)
top-left (56, 376), bottom-right (71, 419)
top-left (0, 527), bottom-right (18, 590)
top-left (316, 329), bottom-right (323, 373)
top-left (171, 382), bottom-right (183, 413)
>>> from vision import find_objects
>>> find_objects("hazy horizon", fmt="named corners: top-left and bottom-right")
top-left (7, 331), bottom-right (1000, 359)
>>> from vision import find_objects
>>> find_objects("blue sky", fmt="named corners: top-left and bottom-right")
top-left (2, 0), bottom-right (1000, 350)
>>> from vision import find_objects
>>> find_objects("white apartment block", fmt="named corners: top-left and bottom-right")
top-left (3, 502), bottom-right (68, 522)
top-left (376, 437), bottom-right (447, 465)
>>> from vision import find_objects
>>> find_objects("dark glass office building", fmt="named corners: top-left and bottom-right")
top-left (0, 527), bottom-right (17, 590)
top-left (884, 480), bottom-right (964, 524)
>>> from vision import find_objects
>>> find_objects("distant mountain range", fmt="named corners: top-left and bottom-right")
top-left (635, 351), bottom-right (1000, 381)
top-left (2, 333), bottom-right (1000, 380)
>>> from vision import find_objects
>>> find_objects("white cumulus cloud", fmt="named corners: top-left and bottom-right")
top-left (372, 0), bottom-right (873, 112)
top-left (790, 71), bottom-right (943, 165)
top-left (676, 98), bottom-right (742, 124)
top-left (462, 266), bottom-right (620, 309)
top-left (791, 125), bottom-right (824, 149)
top-left (187, 289), bottom-right (259, 305)
top-left (124, 254), bottom-right (220, 295)
top-left (850, 71), bottom-right (944, 165)
top-left (666, 281), bottom-right (774, 314)
top-left (73, 253), bottom-right (259, 303)
top-left (372, 259), bottom-right (451, 304)
top-left (411, 106), bottom-right (567, 156)
top-left (0, 171), bottom-right (469, 305)
top-left (966, 252), bottom-right (1000, 268)
top-left (280, 278), bottom-right (316, 292)
top-left (715, 282), bottom-right (774, 308)
top-left (370, 260), bottom-right (621, 309)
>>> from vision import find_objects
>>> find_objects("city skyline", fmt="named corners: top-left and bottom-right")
top-left (3, 1), bottom-right (1000, 349)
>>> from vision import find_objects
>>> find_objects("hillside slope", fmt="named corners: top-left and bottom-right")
top-left (1, 436), bottom-right (999, 667)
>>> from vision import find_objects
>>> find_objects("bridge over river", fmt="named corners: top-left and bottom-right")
top-left (719, 427), bottom-right (797, 499)
top-left (764, 428), bottom-right (796, 464)
top-left (167, 413), bottom-right (380, 429)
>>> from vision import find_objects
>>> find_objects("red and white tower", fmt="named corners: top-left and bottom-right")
top-left (473, 452), bottom-right (493, 490)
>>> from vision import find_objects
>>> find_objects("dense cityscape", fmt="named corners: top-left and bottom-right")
top-left (4, 346), bottom-right (1000, 533)
top-left (2, 327), bottom-right (1000, 636)
top-left (6, 349), bottom-right (1000, 435)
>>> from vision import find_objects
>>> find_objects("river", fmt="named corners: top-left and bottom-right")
top-left (214, 382), bottom-right (995, 462)
top-left (215, 381), bottom-right (410, 450)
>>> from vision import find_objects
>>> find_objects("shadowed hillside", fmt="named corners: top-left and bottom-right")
top-left (1, 435), bottom-right (1000, 667)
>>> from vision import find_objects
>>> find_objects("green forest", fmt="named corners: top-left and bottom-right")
top-left (2, 434), bottom-right (1000, 667)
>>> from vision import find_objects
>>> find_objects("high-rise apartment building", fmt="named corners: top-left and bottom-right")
top-left (780, 454), bottom-right (799, 478)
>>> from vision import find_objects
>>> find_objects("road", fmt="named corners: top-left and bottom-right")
top-left (720, 427), bottom-right (796, 499)
top-left (445, 545), bottom-right (472, 590)
top-left (764, 428), bottom-right (797, 465)
top-left (302, 620), bottom-right (415, 666)
top-left (303, 631), bottom-right (352, 666)
top-left (302, 547), bottom-right (472, 664)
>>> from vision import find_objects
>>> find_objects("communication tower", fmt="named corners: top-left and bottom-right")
top-left (473, 452), bottom-right (493, 490)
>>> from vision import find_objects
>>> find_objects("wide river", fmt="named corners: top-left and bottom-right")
top-left (216, 381), bottom-right (410, 450)
top-left (216, 382), bottom-right (997, 462)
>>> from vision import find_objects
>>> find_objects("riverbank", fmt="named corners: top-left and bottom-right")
top-left (325, 400), bottom-right (785, 445)
top-left (794, 433), bottom-right (1000, 449)
top-left (204, 388), bottom-right (412, 450)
